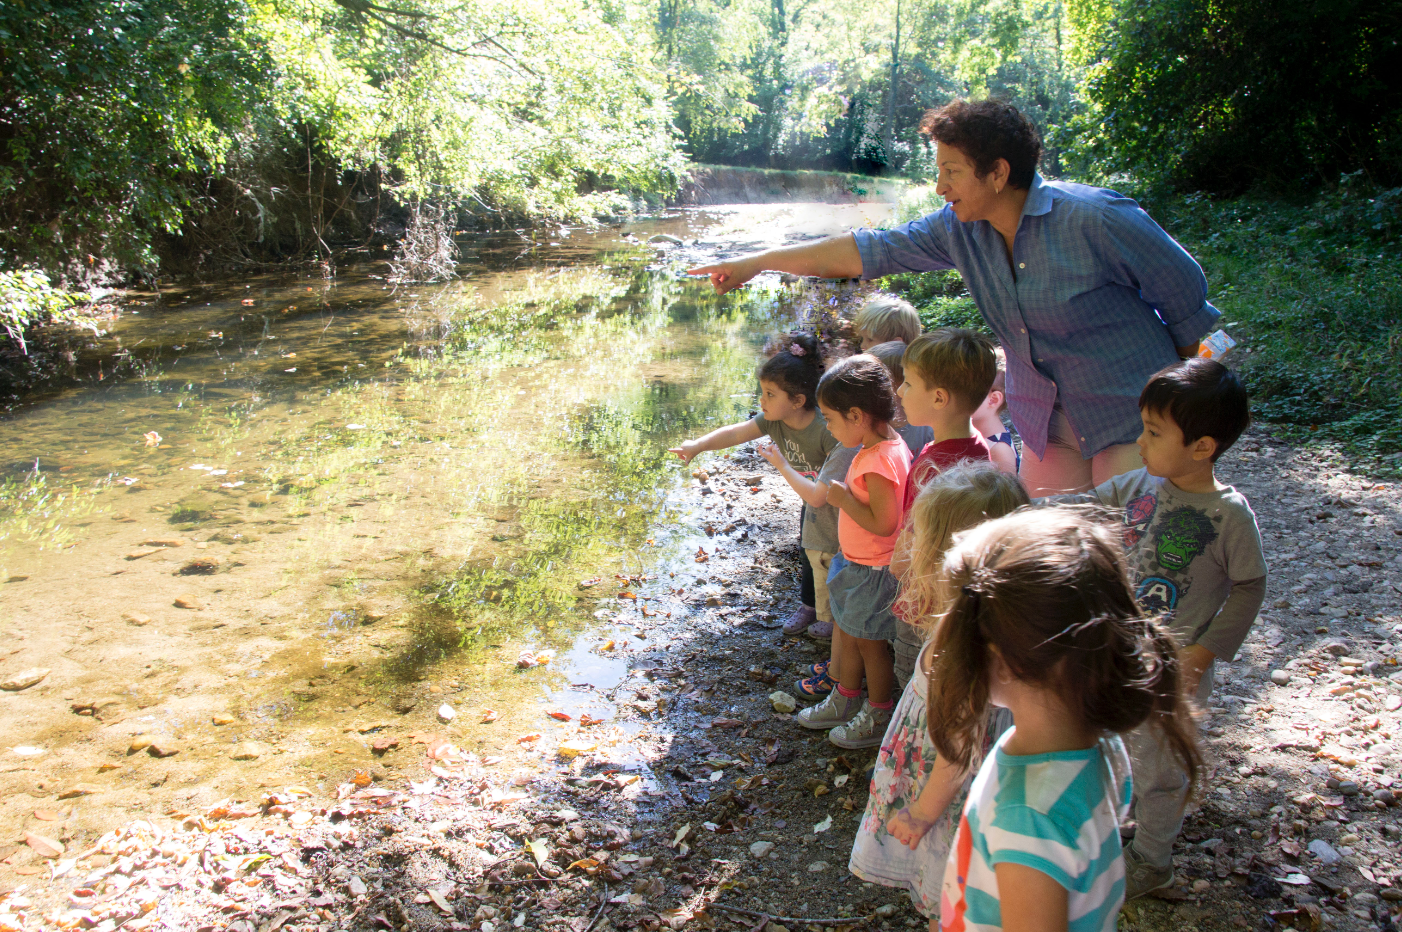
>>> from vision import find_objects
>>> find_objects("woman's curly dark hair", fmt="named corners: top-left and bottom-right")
top-left (918, 98), bottom-right (1042, 190)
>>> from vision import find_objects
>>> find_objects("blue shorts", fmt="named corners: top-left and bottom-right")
top-left (827, 553), bottom-right (899, 641)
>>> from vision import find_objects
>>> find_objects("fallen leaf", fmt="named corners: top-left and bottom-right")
top-left (710, 717), bottom-right (744, 729)
top-left (669, 823), bottom-right (692, 849)
top-left (578, 578), bottom-right (602, 589)
top-left (813, 815), bottom-right (832, 834)
top-left (527, 838), bottom-right (549, 867)
top-left (568, 858), bottom-right (601, 874)
top-left (352, 770), bottom-right (372, 788)
top-left (241, 298), bottom-right (256, 306)
top-left (143, 431), bottom-right (163, 447)
top-left (517, 733), bottom-right (543, 744)
top-left (579, 714), bottom-right (604, 727)
top-left (427, 889), bottom-right (453, 915)
top-left (481, 709), bottom-right (500, 723)
top-left (32, 809), bottom-right (62, 821)
top-left (557, 740), bottom-right (596, 759)
top-left (618, 591), bottom-right (637, 600)
top-left (694, 548), bottom-right (709, 563)
top-left (547, 711), bottom-right (572, 722)
top-left (24, 832), bottom-right (64, 858)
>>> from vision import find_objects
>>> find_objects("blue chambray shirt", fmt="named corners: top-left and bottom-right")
top-left (852, 174), bottom-right (1220, 459)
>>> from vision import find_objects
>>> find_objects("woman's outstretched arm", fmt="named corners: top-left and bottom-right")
top-left (688, 234), bottom-right (863, 295)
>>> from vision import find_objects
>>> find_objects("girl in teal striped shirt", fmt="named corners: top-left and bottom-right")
top-left (927, 508), bottom-right (1200, 932)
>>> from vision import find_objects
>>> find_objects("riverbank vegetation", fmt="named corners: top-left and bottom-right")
top-left (2, 0), bottom-right (1399, 462)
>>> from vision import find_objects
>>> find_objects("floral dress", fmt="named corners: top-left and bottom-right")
top-left (848, 643), bottom-right (1013, 916)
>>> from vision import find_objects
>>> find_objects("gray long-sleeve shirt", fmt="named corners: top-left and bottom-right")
top-left (1055, 467), bottom-right (1268, 660)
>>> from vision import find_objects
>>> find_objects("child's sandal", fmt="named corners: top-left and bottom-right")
top-left (793, 671), bottom-right (835, 701)
top-left (804, 659), bottom-right (831, 678)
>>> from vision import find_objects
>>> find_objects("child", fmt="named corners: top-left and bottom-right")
top-left (889, 329), bottom-right (997, 686)
top-left (968, 348), bottom-right (1018, 475)
top-left (795, 355), bottom-right (911, 747)
top-left (853, 295), bottom-right (921, 350)
top-left (670, 332), bottom-right (838, 637)
top-left (868, 340), bottom-right (934, 458)
top-left (848, 462), bottom-right (1029, 918)
top-left (1052, 358), bottom-right (1265, 900)
top-left (930, 508), bottom-right (1201, 932)
top-left (759, 439), bottom-right (859, 652)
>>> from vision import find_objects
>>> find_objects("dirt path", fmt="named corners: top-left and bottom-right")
top-left (3, 422), bottom-right (1400, 932)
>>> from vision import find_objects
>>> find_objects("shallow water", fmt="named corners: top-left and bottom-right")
top-left (0, 203), bottom-right (891, 748)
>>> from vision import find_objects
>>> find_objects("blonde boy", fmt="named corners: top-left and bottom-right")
top-left (853, 295), bottom-right (920, 349)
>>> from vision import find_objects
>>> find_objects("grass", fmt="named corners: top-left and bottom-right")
top-left (875, 180), bottom-right (1402, 476)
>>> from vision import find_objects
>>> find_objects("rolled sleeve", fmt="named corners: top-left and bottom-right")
top-left (853, 211), bottom-right (957, 280)
top-left (1095, 198), bottom-right (1220, 347)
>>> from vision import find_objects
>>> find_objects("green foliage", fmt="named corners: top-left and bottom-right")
top-left (1069, 0), bottom-right (1402, 191)
top-left (0, 0), bottom-right (272, 274)
top-left (0, 268), bottom-right (89, 353)
top-left (1146, 180), bottom-right (1402, 467)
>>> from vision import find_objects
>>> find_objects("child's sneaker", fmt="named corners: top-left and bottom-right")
top-left (782, 605), bottom-right (817, 635)
top-left (1122, 846), bottom-right (1174, 900)
top-left (796, 690), bottom-right (861, 729)
top-left (793, 671), bottom-right (835, 702)
top-left (803, 659), bottom-right (831, 678)
top-left (805, 620), bottom-right (833, 641)
top-left (828, 701), bottom-right (892, 749)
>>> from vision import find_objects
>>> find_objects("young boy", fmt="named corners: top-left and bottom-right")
top-left (969, 347), bottom-right (1019, 475)
top-left (1059, 358), bottom-right (1267, 900)
top-left (888, 328), bottom-right (997, 685)
top-left (852, 295), bottom-right (920, 350)
top-left (867, 340), bottom-right (934, 459)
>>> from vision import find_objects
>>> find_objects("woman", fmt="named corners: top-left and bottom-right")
top-left (689, 99), bottom-right (1219, 496)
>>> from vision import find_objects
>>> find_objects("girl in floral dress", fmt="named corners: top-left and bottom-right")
top-left (847, 463), bottom-right (1027, 915)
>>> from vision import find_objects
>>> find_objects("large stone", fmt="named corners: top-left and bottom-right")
top-left (748, 841), bottom-right (775, 859)
top-left (0, 668), bottom-right (50, 691)
top-left (231, 741), bottom-right (269, 761)
top-left (1269, 670), bottom-right (1292, 686)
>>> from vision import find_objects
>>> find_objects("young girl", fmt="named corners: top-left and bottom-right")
top-left (969, 348), bottom-right (1018, 475)
top-left (670, 332), bottom-right (836, 637)
top-left (796, 355), bottom-right (911, 748)
top-left (848, 462), bottom-right (1028, 916)
top-left (931, 508), bottom-right (1200, 932)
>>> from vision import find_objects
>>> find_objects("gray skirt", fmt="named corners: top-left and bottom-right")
top-left (827, 552), bottom-right (900, 641)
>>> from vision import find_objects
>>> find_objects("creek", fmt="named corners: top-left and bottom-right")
top-left (0, 202), bottom-right (892, 826)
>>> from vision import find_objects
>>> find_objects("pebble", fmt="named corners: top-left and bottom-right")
top-left (769, 691), bottom-right (798, 714)
top-left (1338, 781), bottom-right (1360, 796)
top-left (57, 784), bottom-right (99, 799)
top-left (1191, 879), bottom-right (1211, 893)
top-left (230, 741), bottom-right (268, 761)
top-left (1385, 695), bottom-right (1402, 712)
top-left (211, 713), bottom-right (236, 725)
top-left (347, 874), bottom-right (367, 896)
top-left (1269, 670), bottom-right (1291, 686)
top-left (147, 740), bottom-right (180, 758)
top-left (806, 861), bottom-right (829, 872)
top-left (749, 841), bottom-right (775, 858)
top-left (129, 735), bottom-right (156, 754)
top-left (173, 595), bottom-right (201, 610)
top-left (874, 905), bottom-right (898, 919)
top-left (1308, 839), bottom-right (1341, 864)
top-left (0, 668), bottom-right (50, 691)
top-left (122, 612), bottom-right (151, 627)
top-left (1374, 789), bottom-right (1396, 806)
top-left (438, 703), bottom-right (456, 723)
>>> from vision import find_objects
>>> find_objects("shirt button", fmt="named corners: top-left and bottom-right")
top-left (1019, 262), bottom-right (1026, 269)
top-left (1081, 437), bottom-right (1087, 442)
top-left (1020, 328), bottom-right (1027, 334)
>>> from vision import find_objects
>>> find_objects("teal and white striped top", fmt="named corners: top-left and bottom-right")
top-left (939, 731), bottom-right (1132, 932)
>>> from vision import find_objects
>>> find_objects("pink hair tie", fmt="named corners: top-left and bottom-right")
top-left (789, 342), bottom-right (806, 356)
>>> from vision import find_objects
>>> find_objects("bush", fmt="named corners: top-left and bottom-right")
top-left (0, 269), bottom-right (89, 354)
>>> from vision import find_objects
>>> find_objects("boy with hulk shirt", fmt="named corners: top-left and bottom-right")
top-left (1053, 357), bottom-right (1267, 900)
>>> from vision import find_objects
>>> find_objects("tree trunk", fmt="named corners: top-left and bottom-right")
top-left (882, 0), bottom-right (901, 171)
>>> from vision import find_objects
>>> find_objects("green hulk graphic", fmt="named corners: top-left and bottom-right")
top-left (1150, 506), bottom-right (1218, 572)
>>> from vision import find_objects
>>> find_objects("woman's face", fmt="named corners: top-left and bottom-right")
top-left (935, 142), bottom-right (1000, 223)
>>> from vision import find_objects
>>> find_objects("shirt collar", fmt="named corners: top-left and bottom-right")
top-left (1021, 173), bottom-right (1052, 217)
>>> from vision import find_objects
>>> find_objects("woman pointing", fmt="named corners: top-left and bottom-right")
top-left (689, 99), bottom-right (1219, 496)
